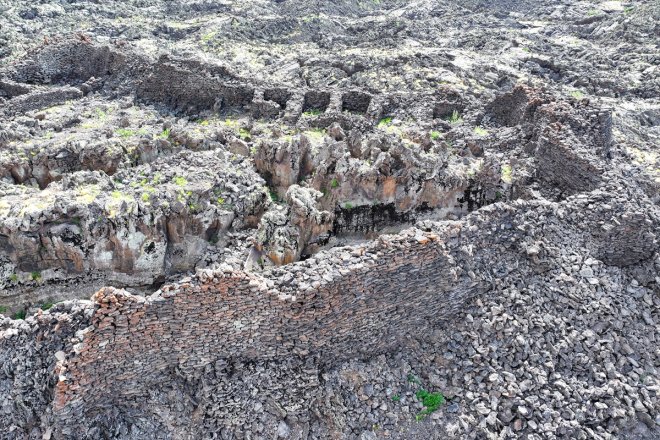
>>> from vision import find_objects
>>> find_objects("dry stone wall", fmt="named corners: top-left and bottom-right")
top-left (52, 225), bottom-right (489, 434)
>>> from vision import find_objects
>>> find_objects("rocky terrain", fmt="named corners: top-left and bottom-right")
top-left (0, 0), bottom-right (658, 439)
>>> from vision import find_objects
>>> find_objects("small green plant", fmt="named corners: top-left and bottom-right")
top-left (223, 118), bottom-right (239, 128)
top-left (188, 202), bottom-right (201, 213)
top-left (377, 116), bottom-right (393, 128)
top-left (522, 47), bottom-right (531, 53)
top-left (303, 108), bottom-right (322, 116)
top-left (571, 90), bottom-right (585, 99)
top-left (141, 193), bottom-right (151, 202)
top-left (269, 189), bottom-right (281, 203)
top-left (474, 126), bottom-right (488, 136)
top-left (448, 110), bottom-right (462, 124)
top-left (13, 310), bottom-right (26, 320)
top-left (415, 389), bottom-right (445, 420)
top-left (430, 131), bottom-right (441, 140)
top-left (587, 9), bottom-right (599, 17)
top-left (95, 108), bottom-right (108, 120)
top-left (201, 31), bottom-right (217, 43)
top-left (0, 306), bottom-right (7, 314)
top-left (118, 128), bottom-right (147, 138)
top-left (9, 274), bottom-right (18, 283)
top-left (158, 128), bottom-right (171, 139)
top-left (31, 271), bottom-right (42, 281)
top-left (238, 128), bottom-right (251, 140)
top-left (41, 302), bottom-right (54, 311)
top-left (330, 178), bottom-right (339, 189)
top-left (501, 164), bottom-right (513, 184)
top-left (392, 394), bottom-right (401, 402)
top-left (344, 202), bottom-right (353, 210)
top-left (305, 128), bottom-right (326, 141)
top-left (116, 128), bottom-right (135, 138)
top-left (217, 197), bottom-right (225, 205)
top-left (172, 176), bottom-right (188, 187)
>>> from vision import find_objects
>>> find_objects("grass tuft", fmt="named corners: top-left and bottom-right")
top-left (474, 126), bottom-right (488, 136)
top-left (448, 110), bottom-right (462, 124)
top-left (41, 302), bottom-right (54, 311)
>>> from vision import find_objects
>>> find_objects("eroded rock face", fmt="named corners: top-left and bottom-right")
top-left (253, 135), bottom-right (313, 198)
top-left (310, 133), bottom-right (501, 214)
top-left (0, 150), bottom-right (269, 297)
top-left (253, 185), bottom-right (332, 265)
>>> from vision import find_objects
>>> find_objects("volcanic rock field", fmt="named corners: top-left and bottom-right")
top-left (0, 0), bottom-right (658, 439)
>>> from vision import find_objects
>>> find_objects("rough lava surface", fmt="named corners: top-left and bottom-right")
top-left (0, 0), bottom-right (658, 439)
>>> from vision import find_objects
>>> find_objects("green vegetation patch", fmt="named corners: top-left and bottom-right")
top-left (238, 128), bottom-right (251, 140)
top-left (116, 128), bottom-right (147, 138)
top-left (172, 176), bottom-right (188, 187)
top-left (303, 108), bottom-right (323, 116)
top-left (269, 188), bottom-right (281, 203)
top-left (415, 389), bottom-right (446, 420)
top-left (157, 128), bottom-right (171, 139)
top-left (41, 302), bottom-right (54, 311)
top-left (501, 164), bottom-right (513, 184)
top-left (377, 116), bottom-right (393, 128)
top-left (570, 90), bottom-right (585, 99)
